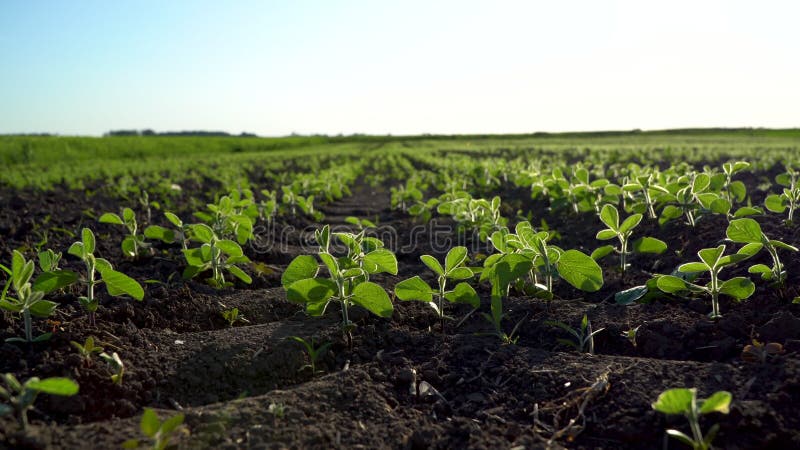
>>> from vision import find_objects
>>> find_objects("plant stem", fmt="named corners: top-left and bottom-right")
top-left (710, 270), bottom-right (721, 319)
top-left (23, 308), bottom-right (32, 343)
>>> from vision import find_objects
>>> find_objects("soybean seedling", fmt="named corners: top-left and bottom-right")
top-left (221, 307), bottom-right (249, 327)
top-left (281, 225), bottom-right (397, 346)
top-left (288, 336), bottom-right (332, 375)
top-left (1, 250), bottom-right (75, 343)
top-left (741, 339), bottom-right (783, 364)
top-left (594, 204), bottom-right (667, 272)
top-left (657, 244), bottom-right (756, 319)
top-left (99, 207), bottom-right (148, 258)
top-left (546, 314), bottom-right (605, 354)
top-left (69, 228), bottom-right (145, 324)
top-left (765, 166), bottom-right (800, 223)
top-left (652, 388), bottom-right (731, 450)
top-left (99, 351), bottom-right (125, 385)
top-left (479, 253), bottom-right (533, 344)
top-left (144, 211), bottom-right (189, 250)
top-left (726, 218), bottom-right (797, 287)
top-left (0, 374), bottom-right (79, 430)
top-left (122, 408), bottom-right (185, 450)
top-left (394, 246), bottom-right (479, 333)
top-left (70, 336), bottom-right (104, 367)
top-left (182, 224), bottom-right (252, 288)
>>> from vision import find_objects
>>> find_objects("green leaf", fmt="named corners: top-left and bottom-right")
top-left (652, 388), bottom-right (694, 415)
top-left (444, 282), bottom-right (480, 308)
top-left (657, 275), bottom-right (689, 293)
top-left (420, 255), bottom-right (444, 276)
top-left (351, 281), bottom-right (393, 318)
top-left (678, 262), bottom-right (709, 273)
top-left (590, 245), bottom-right (615, 260)
top-left (286, 278), bottom-right (336, 304)
top-left (29, 300), bottom-right (58, 318)
top-left (748, 264), bottom-right (772, 279)
top-left (394, 276), bottom-right (434, 302)
top-left (698, 246), bottom-right (725, 268)
top-left (32, 270), bottom-right (77, 294)
top-left (726, 218), bottom-right (763, 243)
top-left (710, 198), bottom-right (731, 215)
top-left (140, 408), bottom-right (160, 437)
top-left (599, 204), bottom-right (619, 230)
top-left (490, 254), bottom-right (533, 298)
top-left (719, 277), bottom-right (755, 300)
top-left (770, 240), bottom-right (799, 252)
top-left (121, 236), bottom-right (137, 257)
top-left (618, 214), bottom-right (643, 234)
top-left (444, 246), bottom-right (468, 273)
top-left (164, 211), bottom-right (183, 227)
top-left (633, 237), bottom-right (667, 254)
top-left (556, 250), bottom-right (603, 292)
top-left (764, 194), bottom-right (786, 213)
top-left (447, 267), bottom-right (474, 280)
top-left (101, 269), bottom-right (144, 300)
top-left (363, 248), bottom-right (398, 275)
top-left (281, 255), bottom-right (318, 288)
top-left (144, 225), bottom-right (175, 243)
top-left (122, 208), bottom-right (136, 224)
top-left (82, 228), bottom-right (96, 254)
top-left (699, 391), bottom-right (732, 415)
top-left (737, 242), bottom-right (763, 257)
top-left (692, 173), bottom-right (711, 192)
top-left (227, 265), bottom-right (252, 284)
top-left (216, 239), bottom-right (244, 257)
top-left (614, 285), bottom-right (649, 305)
top-left (99, 213), bottom-right (124, 225)
top-left (595, 229), bottom-right (617, 241)
top-left (160, 412), bottom-right (185, 434)
top-left (188, 224), bottom-right (215, 243)
top-left (182, 248), bottom-right (206, 267)
top-left (26, 378), bottom-right (79, 396)
top-left (733, 206), bottom-right (761, 218)
top-left (730, 180), bottom-right (747, 202)
top-left (68, 242), bottom-right (85, 259)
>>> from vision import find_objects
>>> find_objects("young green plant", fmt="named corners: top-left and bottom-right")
top-left (0, 374), bottom-right (79, 430)
top-left (71, 336), bottom-right (104, 367)
top-left (69, 228), bottom-right (145, 324)
top-left (546, 314), bottom-right (604, 354)
top-left (281, 225), bottom-right (396, 345)
top-left (594, 204), bottom-right (667, 272)
top-left (122, 408), bottom-right (185, 450)
top-left (99, 207), bottom-right (148, 258)
top-left (652, 388), bottom-right (731, 450)
top-left (288, 336), bottom-right (332, 375)
top-left (394, 246), bottom-right (479, 333)
top-left (99, 351), bottom-right (125, 385)
top-left (657, 244), bottom-right (756, 319)
top-left (0, 250), bottom-right (74, 343)
top-left (726, 218), bottom-right (798, 286)
top-left (182, 224), bottom-right (252, 288)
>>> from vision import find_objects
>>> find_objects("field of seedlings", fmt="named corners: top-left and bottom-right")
top-left (2, 130), bottom-right (800, 449)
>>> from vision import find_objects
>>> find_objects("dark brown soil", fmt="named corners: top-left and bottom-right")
top-left (1, 179), bottom-right (800, 449)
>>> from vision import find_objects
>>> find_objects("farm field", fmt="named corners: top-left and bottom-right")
top-left (2, 130), bottom-right (800, 449)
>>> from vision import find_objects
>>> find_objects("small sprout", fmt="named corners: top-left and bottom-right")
top-left (122, 408), bottom-right (185, 450)
top-left (100, 351), bottom-right (125, 385)
top-left (622, 325), bottom-right (641, 348)
top-left (288, 336), bottom-right (332, 375)
top-left (652, 388), bottom-right (731, 450)
top-left (741, 340), bottom-right (783, 364)
top-left (547, 314), bottom-right (605, 354)
top-left (0, 373), bottom-right (79, 430)
top-left (71, 336), bottom-right (104, 367)
top-left (267, 402), bottom-right (287, 419)
top-left (221, 307), bottom-right (249, 327)
top-left (182, 224), bottom-right (252, 288)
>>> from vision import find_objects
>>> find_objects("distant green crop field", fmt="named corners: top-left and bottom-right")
top-left (1, 130), bottom-right (799, 190)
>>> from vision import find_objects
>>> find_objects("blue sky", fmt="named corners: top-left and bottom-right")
top-left (1, 0), bottom-right (798, 135)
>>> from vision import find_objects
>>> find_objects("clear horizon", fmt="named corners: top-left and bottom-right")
top-left (2, 0), bottom-right (799, 136)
